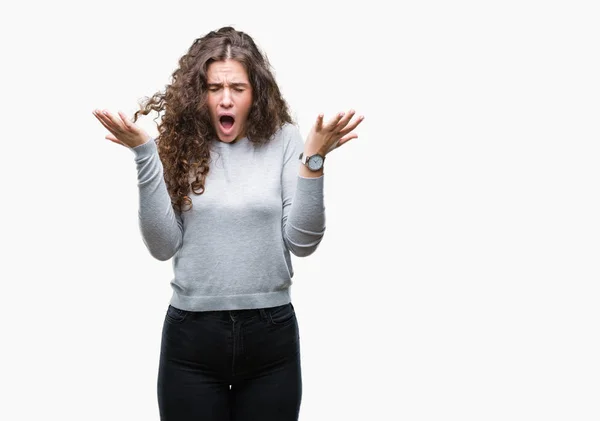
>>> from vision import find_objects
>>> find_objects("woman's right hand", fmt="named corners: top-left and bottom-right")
top-left (92, 109), bottom-right (151, 148)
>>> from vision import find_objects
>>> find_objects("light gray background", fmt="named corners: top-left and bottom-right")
top-left (1, 0), bottom-right (599, 420)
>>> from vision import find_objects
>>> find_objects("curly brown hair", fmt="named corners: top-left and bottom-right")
top-left (132, 26), bottom-right (293, 212)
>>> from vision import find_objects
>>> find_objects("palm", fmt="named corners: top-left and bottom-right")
top-left (92, 109), bottom-right (150, 148)
top-left (306, 109), bottom-right (364, 155)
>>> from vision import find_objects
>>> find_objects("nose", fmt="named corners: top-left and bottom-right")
top-left (220, 88), bottom-right (233, 108)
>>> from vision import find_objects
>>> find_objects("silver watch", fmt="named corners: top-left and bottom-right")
top-left (299, 152), bottom-right (325, 171)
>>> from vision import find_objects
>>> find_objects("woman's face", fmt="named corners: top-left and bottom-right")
top-left (206, 59), bottom-right (253, 143)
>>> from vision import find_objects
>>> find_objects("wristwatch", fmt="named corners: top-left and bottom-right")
top-left (299, 152), bottom-right (325, 171)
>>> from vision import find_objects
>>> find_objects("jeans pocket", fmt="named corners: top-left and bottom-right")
top-left (166, 305), bottom-right (188, 324)
top-left (268, 303), bottom-right (295, 325)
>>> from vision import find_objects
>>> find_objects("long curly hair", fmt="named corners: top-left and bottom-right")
top-left (132, 26), bottom-right (293, 212)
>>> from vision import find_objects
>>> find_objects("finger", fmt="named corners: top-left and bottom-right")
top-left (105, 134), bottom-right (124, 146)
top-left (93, 110), bottom-right (118, 134)
top-left (337, 115), bottom-right (365, 137)
top-left (315, 113), bottom-right (324, 132)
top-left (336, 133), bottom-right (358, 148)
top-left (118, 111), bottom-right (138, 133)
top-left (323, 111), bottom-right (345, 131)
top-left (327, 132), bottom-right (358, 153)
top-left (102, 109), bottom-right (126, 133)
top-left (334, 109), bottom-right (356, 131)
top-left (94, 109), bottom-right (118, 131)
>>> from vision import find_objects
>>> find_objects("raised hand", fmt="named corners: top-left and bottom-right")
top-left (92, 109), bottom-right (151, 148)
top-left (304, 109), bottom-right (364, 156)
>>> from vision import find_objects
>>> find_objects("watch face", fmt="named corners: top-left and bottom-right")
top-left (308, 154), bottom-right (324, 170)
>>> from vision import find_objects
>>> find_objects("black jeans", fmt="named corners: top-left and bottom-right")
top-left (157, 302), bottom-right (302, 421)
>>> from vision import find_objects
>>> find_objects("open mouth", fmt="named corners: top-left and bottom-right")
top-left (219, 115), bottom-right (235, 130)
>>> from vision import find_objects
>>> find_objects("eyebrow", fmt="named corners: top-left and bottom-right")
top-left (206, 82), bottom-right (250, 88)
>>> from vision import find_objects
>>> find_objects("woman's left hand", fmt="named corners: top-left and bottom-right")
top-left (304, 109), bottom-right (364, 156)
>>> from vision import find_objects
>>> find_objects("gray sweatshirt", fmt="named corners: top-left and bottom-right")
top-left (130, 123), bottom-right (326, 311)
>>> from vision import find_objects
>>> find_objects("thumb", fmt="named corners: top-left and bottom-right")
top-left (105, 134), bottom-right (124, 146)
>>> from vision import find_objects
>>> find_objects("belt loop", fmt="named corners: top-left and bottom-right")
top-left (259, 308), bottom-right (268, 321)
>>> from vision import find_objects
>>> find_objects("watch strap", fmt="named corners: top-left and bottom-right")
top-left (298, 152), bottom-right (308, 164)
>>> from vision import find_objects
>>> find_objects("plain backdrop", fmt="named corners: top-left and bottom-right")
top-left (1, 0), bottom-right (599, 420)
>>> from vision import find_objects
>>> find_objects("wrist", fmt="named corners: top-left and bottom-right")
top-left (303, 144), bottom-right (326, 157)
top-left (298, 149), bottom-right (325, 177)
top-left (299, 162), bottom-right (324, 178)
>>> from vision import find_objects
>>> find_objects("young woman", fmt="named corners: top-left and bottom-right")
top-left (93, 26), bottom-right (363, 421)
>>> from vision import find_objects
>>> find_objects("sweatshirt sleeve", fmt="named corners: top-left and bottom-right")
top-left (130, 139), bottom-right (184, 261)
top-left (281, 124), bottom-right (326, 257)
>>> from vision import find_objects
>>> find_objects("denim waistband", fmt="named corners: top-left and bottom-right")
top-left (179, 303), bottom-right (291, 322)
